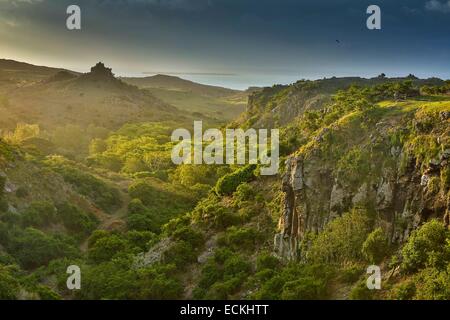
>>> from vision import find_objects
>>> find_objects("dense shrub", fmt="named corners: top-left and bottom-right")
top-left (194, 250), bottom-right (251, 300)
top-left (256, 252), bottom-right (281, 271)
top-left (307, 209), bottom-right (372, 265)
top-left (349, 279), bottom-right (375, 300)
top-left (126, 199), bottom-right (160, 233)
top-left (391, 280), bottom-right (416, 300)
top-left (125, 230), bottom-right (156, 252)
top-left (88, 233), bottom-right (130, 263)
top-left (218, 226), bottom-right (261, 251)
top-left (0, 197), bottom-right (8, 213)
top-left (128, 181), bottom-right (157, 206)
top-left (22, 201), bottom-right (57, 228)
top-left (163, 241), bottom-right (197, 269)
top-left (171, 226), bottom-right (204, 249)
top-left (46, 157), bottom-right (121, 212)
top-left (215, 164), bottom-right (256, 195)
top-left (414, 266), bottom-right (450, 300)
top-left (281, 277), bottom-right (328, 300)
top-left (136, 264), bottom-right (183, 299)
top-left (401, 220), bottom-right (449, 273)
top-left (0, 176), bottom-right (6, 196)
top-left (339, 264), bottom-right (364, 283)
top-left (0, 265), bottom-right (20, 300)
top-left (0, 176), bottom-right (7, 212)
top-left (6, 228), bottom-right (79, 269)
top-left (232, 182), bottom-right (256, 206)
top-left (361, 228), bottom-right (389, 264)
top-left (253, 264), bottom-right (332, 300)
top-left (57, 202), bottom-right (98, 237)
top-left (15, 186), bottom-right (29, 198)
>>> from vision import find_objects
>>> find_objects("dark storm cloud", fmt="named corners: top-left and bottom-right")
top-left (1, 0), bottom-right (449, 88)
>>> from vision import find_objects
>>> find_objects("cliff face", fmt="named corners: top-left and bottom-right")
top-left (275, 104), bottom-right (450, 260)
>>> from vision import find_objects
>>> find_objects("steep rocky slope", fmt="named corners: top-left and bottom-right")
top-left (275, 99), bottom-right (450, 259)
top-left (239, 76), bottom-right (444, 129)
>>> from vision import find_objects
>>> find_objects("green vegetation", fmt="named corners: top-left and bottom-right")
top-left (45, 156), bottom-right (121, 212)
top-left (307, 209), bottom-right (373, 265)
top-left (401, 220), bottom-right (449, 273)
top-left (1, 67), bottom-right (449, 300)
top-left (215, 164), bottom-right (257, 195)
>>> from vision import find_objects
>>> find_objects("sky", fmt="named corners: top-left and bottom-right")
top-left (0, 0), bottom-right (450, 89)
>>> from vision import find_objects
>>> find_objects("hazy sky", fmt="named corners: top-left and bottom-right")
top-left (1, 0), bottom-right (450, 89)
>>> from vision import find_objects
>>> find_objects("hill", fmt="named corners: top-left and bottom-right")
top-left (123, 74), bottom-right (247, 121)
top-left (123, 74), bottom-right (240, 97)
top-left (1, 62), bottom-right (450, 300)
top-left (0, 62), bottom-right (181, 131)
top-left (234, 75), bottom-right (445, 129)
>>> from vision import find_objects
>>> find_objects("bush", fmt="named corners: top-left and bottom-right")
top-left (195, 251), bottom-right (251, 300)
top-left (414, 266), bottom-right (450, 300)
top-left (46, 158), bottom-right (121, 212)
top-left (307, 209), bottom-right (372, 265)
top-left (163, 241), bottom-right (197, 269)
top-left (75, 256), bottom-right (138, 299)
top-left (362, 228), bottom-right (389, 264)
top-left (256, 252), bottom-right (280, 271)
top-left (88, 233), bottom-right (130, 263)
top-left (215, 164), bottom-right (256, 196)
top-left (349, 279), bottom-right (375, 300)
top-left (57, 202), bottom-right (98, 237)
top-left (340, 264), bottom-right (364, 283)
top-left (253, 263), bottom-right (332, 300)
top-left (125, 230), bottom-right (156, 251)
top-left (126, 199), bottom-right (160, 232)
top-left (441, 166), bottom-right (450, 191)
top-left (171, 226), bottom-right (204, 249)
top-left (22, 201), bottom-right (57, 228)
top-left (233, 182), bottom-right (256, 206)
top-left (128, 181), bottom-right (157, 206)
top-left (401, 220), bottom-right (449, 273)
top-left (281, 277), bottom-right (327, 300)
top-left (6, 228), bottom-right (79, 269)
top-left (218, 226), bottom-right (261, 251)
top-left (0, 197), bottom-right (8, 213)
top-left (127, 211), bottom-right (159, 233)
top-left (0, 265), bottom-right (20, 300)
top-left (35, 285), bottom-right (61, 300)
top-left (0, 176), bottom-right (7, 212)
top-left (15, 187), bottom-right (29, 198)
top-left (391, 280), bottom-right (416, 300)
top-left (137, 265), bottom-right (183, 299)
top-left (212, 208), bottom-right (240, 230)
top-left (0, 175), bottom-right (6, 196)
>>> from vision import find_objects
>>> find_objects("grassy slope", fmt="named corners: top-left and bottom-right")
top-left (123, 74), bottom-right (247, 122)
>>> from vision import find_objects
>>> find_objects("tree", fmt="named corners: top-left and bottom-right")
top-left (401, 220), bottom-right (449, 273)
top-left (87, 233), bottom-right (129, 263)
top-left (362, 228), bottom-right (388, 264)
